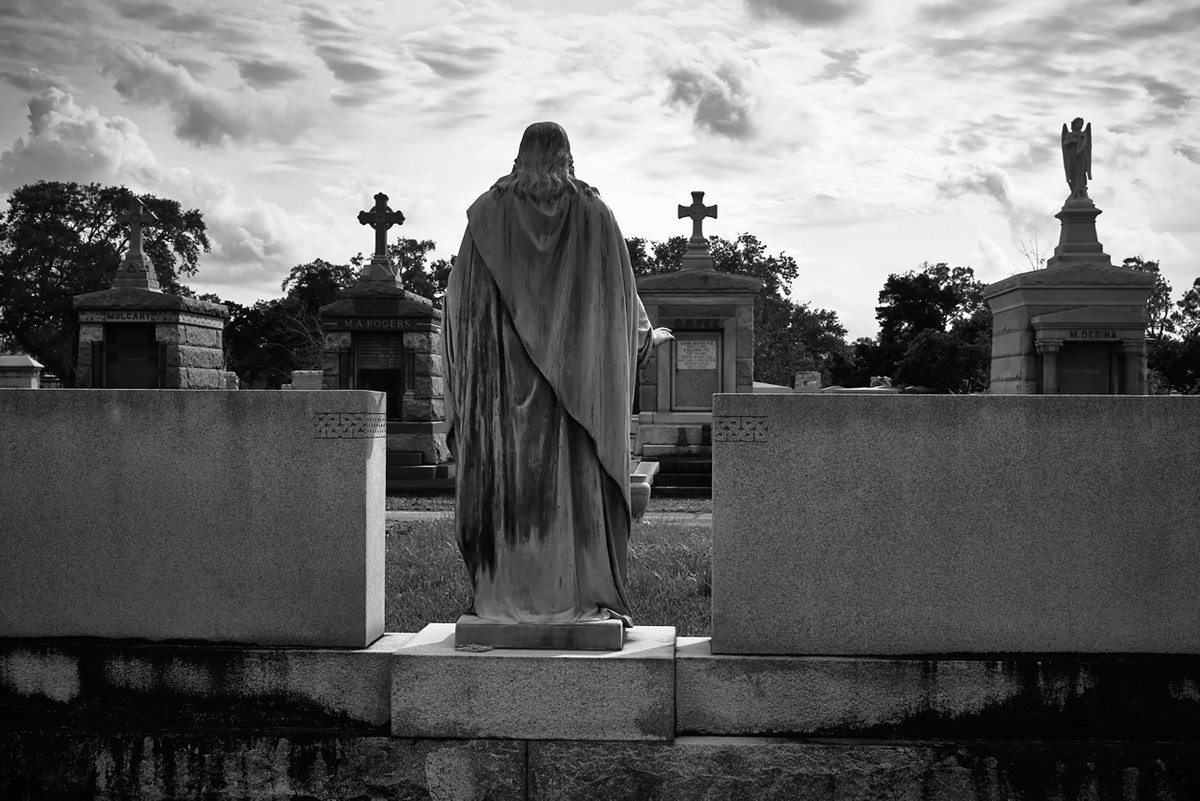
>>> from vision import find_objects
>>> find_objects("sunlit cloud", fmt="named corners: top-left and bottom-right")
top-left (104, 45), bottom-right (311, 147)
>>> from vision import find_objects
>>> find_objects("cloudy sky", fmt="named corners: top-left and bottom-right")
top-left (1, 0), bottom-right (1198, 338)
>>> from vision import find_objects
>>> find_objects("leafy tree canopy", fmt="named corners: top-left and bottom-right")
top-left (0, 180), bottom-right (209, 385)
top-left (830, 262), bottom-right (989, 391)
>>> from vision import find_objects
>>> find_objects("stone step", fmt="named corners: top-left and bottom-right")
top-left (386, 463), bottom-right (456, 480)
top-left (653, 460), bottom-right (712, 475)
top-left (387, 451), bottom-right (423, 466)
top-left (654, 474), bottom-right (712, 488)
top-left (651, 485), bottom-right (712, 499)
top-left (386, 476), bottom-right (456, 493)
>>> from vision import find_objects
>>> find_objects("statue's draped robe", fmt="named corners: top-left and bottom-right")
top-left (442, 188), bottom-right (651, 626)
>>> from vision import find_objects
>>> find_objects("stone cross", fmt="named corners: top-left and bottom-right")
top-left (113, 199), bottom-right (161, 290)
top-left (678, 191), bottom-right (717, 247)
top-left (358, 192), bottom-right (405, 261)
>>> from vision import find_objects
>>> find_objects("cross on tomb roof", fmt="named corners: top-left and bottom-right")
top-left (358, 192), bottom-right (406, 261)
top-left (678, 191), bottom-right (717, 247)
top-left (113, 199), bottom-right (161, 291)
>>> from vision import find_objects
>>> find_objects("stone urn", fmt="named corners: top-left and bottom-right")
top-left (630, 473), bottom-right (651, 521)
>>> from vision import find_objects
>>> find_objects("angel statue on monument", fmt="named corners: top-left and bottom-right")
top-left (1061, 117), bottom-right (1092, 198)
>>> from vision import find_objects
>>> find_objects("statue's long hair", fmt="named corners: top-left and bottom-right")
top-left (491, 121), bottom-right (599, 202)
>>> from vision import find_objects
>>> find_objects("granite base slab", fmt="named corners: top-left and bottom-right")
top-left (527, 737), bottom-right (1200, 800)
top-left (0, 634), bottom-right (412, 734)
top-left (675, 637), bottom-right (1200, 740)
top-left (455, 615), bottom-right (624, 650)
top-left (393, 623), bottom-right (675, 740)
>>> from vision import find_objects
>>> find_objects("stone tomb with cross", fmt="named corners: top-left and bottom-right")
top-left (983, 119), bottom-right (1154, 395)
top-left (74, 200), bottom-right (228, 389)
top-left (635, 192), bottom-right (760, 465)
top-left (319, 193), bottom-right (451, 486)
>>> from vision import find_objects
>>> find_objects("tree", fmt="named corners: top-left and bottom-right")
top-left (226, 239), bottom-right (452, 387)
top-left (1131, 259), bottom-right (1200, 395)
top-left (840, 262), bottom-right (989, 391)
top-left (626, 233), bottom-right (848, 386)
top-left (1123, 256), bottom-right (1174, 339)
top-left (0, 180), bottom-right (209, 385)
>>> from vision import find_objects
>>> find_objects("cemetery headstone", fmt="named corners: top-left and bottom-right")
top-left (793, 370), bottom-right (822, 393)
top-left (74, 200), bottom-right (228, 389)
top-left (0, 353), bottom-right (43, 389)
top-left (984, 118), bottom-right (1153, 394)
top-left (319, 193), bottom-right (451, 480)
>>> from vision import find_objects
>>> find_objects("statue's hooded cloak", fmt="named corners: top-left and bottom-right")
top-left (443, 184), bottom-right (649, 626)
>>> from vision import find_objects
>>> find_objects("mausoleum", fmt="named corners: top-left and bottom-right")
top-left (636, 192), bottom-right (760, 466)
top-left (319, 193), bottom-right (451, 488)
top-left (984, 118), bottom-right (1154, 395)
top-left (73, 200), bottom-right (228, 389)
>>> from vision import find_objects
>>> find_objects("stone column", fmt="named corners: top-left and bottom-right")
top-left (1036, 339), bottom-right (1062, 395)
top-left (1122, 341), bottom-right (1146, 395)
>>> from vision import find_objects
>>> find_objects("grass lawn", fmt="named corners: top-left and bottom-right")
top-left (385, 500), bottom-right (712, 637)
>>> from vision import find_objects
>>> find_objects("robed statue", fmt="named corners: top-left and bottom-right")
top-left (1061, 117), bottom-right (1092, 197)
top-left (442, 122), bottom-right (672, 628)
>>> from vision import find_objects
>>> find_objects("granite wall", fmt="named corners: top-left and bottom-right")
top-left (0, 389), bottom-right (386, 647)
top-left (711, 394), bottom-right (1200, 655)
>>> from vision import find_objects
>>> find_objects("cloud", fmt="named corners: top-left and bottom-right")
top-left (410, 42), bottom-right (502, 80)
top-left (0, 67), bottom-right (71, 93)
top-left (817, 48), bottom-right (867, 85)
top-left (916, 0), bottom-right (1003, 23)
top-left (300, 8), bottom-right (390, 84)
top-left (666, 60), bottom-right (756, 139)
top-left (936, 163), bottom-right (1044, 245)
top-left (0, 89), bottom-right (160, 189)
top-left (113, 1), bottom-right (228, 35)
top-left (1116, 6), bottom-right (1200, 39)
top-left (1142, 77), bottom-right (1190, 110)
top-left (237, 58), bottom-right (306, 89)
top-left (0, 86), bottom-right (315, 297)
top-left (112, 1), bottom-right (174, 21)
top-left (104, 45), bottom-right (310, 147)
top-left (744, 0), bottom-right (862, 26)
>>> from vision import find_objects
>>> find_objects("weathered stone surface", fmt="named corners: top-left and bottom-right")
top-left (74, 287), bottom-right (229, 317)
top-left (402, 331), bottom-right (437, 352)
top-left (528, 738), bottom-right (1200, 800)
top-left (387, 431), bottom-right (450, 464)
top-left (402, 397), bottom-right (444, 422)
top-left (77, 323), bottom-right (104, 343)
top-left (179, 366), bottom-right (223, 388)
top-left (455, 615), bottom-right (625, 651)
top-left (0, 733), bottom-right (524, 801)
top-left (412, 375), bottom-right (445, 399)
top-left (166, 345), bottom-right (225, 369)
top-left (393, 623), bottom-right (675, 740)
top-left (712, 394), bottom-right (1200, 655)
top-left (676, 638), bottom-right (1200, 740)
top-left (0, 390), bottom-right (386, 647)
top-left (0, 635), bottom-right (410, 733)
top-left (414, 351), bottom-right (442, 378)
